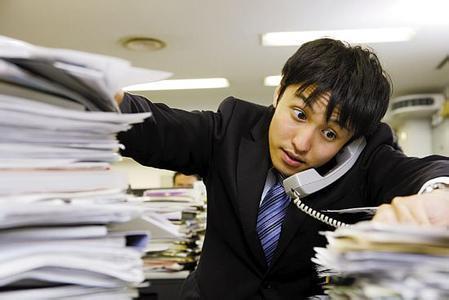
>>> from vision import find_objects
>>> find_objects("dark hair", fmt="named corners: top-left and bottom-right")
top-left (278, 38), bottom-right (391, 138)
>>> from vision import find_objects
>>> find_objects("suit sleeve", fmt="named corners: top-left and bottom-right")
top-left (365, 144), bottom-right (449, 205)
top-left (117, 93), bottom-right (234, 178)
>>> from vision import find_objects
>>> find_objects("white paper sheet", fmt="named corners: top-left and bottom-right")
top-left (0, 93), bottom-right (152, 124)
top-left (0, 35), bottom-right (172, 98)
top-left (0, 170), bottom-right (128, 195)
top-left (0, 202), bottom-right (142, 228)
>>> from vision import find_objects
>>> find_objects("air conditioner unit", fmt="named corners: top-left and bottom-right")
top-left (390, 93), bottom-right (446, 157)
top-left (390, 93), bottom-right (445, 118)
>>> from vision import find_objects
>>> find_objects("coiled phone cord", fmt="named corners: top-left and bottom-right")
top-left (290, 189), bottom-right (349, 228)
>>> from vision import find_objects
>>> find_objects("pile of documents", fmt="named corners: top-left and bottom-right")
top-left (312, 222), bottom-right (449, 299)
top-left (118, 186), bottom-right (207, 280)
top-left (0, 35), bottom-right (170, 299)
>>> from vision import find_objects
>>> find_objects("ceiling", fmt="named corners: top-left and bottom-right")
top-left (0, 0), bottom-right (448, 112)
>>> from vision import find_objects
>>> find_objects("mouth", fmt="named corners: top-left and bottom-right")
top-left (281, 149), bottom-right (306, 168)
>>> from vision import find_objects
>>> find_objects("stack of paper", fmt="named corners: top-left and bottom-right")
top-left (114, 187), bottom-right (207, 280)
top-left (0, 35), bottom-right (170, 111)
top-left (0, 36), bottom-right (170, 299)
top-left (312, 222), bottom-right (449, 299)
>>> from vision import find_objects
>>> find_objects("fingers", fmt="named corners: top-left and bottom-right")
top-left (391, 197), bottom-right (431, 225)
top-left (422, 190), bottom-right (449, 226)
top-left (372, 191), bottom-right (449, 227)
top-left (372, 196), bottom-right (431, 226)
top-left (391, 198), bottom-right (415, 224)
top-left (372, 204), bottom-right (397, 224)
top-left (114, 90), bottom-right (125, 105)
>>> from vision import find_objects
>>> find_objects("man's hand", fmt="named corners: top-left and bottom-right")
top-left (372, 190), bottom-right (449, 227)
top-left (114, 90), bottom-right (125, 106)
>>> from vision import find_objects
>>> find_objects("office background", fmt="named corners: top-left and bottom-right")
top-left (1, 0), bottom-right (448, 188)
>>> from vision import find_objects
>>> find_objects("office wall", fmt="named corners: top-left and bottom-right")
top-left (111, 157), bottom-right (174, 189)
top-left (432, 117), bottom-right (449, 156)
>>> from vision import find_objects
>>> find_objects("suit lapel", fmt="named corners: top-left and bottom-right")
top-left (235, 105), bottom-right (321, 269)
top-left (269, 173), bottom-right (349, 267)
top-left (268, 201), bottom-right (309, 267)
top-left (236, 108), bottom-right (272, 268)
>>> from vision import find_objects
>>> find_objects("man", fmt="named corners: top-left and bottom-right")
top-left (173, 171), bottom-right (201, 188)
top-left (116, 38), bottom-right (449, 299)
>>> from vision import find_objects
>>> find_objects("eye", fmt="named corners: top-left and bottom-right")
top-left (293, 108), bottom-right (307, 121)
top-left (322, 129), bottom-right (337, 141)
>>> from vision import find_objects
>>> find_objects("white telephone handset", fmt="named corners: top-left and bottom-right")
top-left (282, 137), bottom-right (366, 227)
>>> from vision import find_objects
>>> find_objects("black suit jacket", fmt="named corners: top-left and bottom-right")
top-left (118, 93), bottom-right (449, 299)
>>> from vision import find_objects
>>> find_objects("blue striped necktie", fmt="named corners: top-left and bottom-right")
top-left (256, 174), bottom-right (291, 265)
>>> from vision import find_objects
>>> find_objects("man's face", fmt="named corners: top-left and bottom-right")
top-left (268, 84), bottom-right (353, 177)
top-left (174, 174), bottom-right (198, 188)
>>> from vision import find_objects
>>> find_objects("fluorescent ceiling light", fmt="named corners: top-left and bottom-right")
top-left (262, 28), bottom-right (415, 46)
top-left (123, 78), bottom-right (229, 91)
top-left (264, 75), bottom-right (281, 87)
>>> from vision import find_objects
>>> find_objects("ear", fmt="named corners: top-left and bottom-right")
top-left (272, 85), bottom-right (281, 108)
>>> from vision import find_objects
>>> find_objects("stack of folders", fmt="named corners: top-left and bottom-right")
top-left (143, 186), bottom-right (207, 279)
top-left (0, 36), bottom-right (170, 299)
top-left (312, 222), bottom-right (449, 299)
top-left (113, 186), bottom-right (207, 280)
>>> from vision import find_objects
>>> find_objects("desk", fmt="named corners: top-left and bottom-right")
top-left (138, 272), bottom-right (189, 300)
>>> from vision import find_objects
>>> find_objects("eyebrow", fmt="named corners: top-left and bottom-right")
top-left (328, 118), bottom-right (343, 129)
top-left (296, 92), bottom-right (338, 118)
top-left (297, 93), bottom-right (308, 102)
top-left (296, 93), bottom-right (346, 130)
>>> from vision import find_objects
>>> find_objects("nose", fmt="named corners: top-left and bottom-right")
top-left (292, 126), bottom-right (314, 153)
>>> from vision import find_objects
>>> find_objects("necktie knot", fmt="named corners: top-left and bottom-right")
top-left (256, 173), bottom-right (291, 265)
